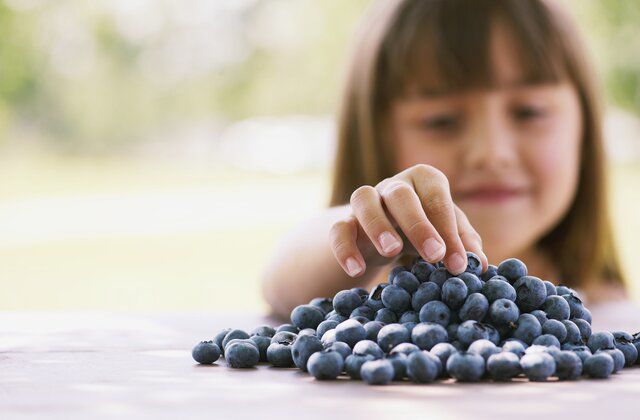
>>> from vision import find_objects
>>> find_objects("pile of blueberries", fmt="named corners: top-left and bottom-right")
top-left (192, 254), bottom-right (640, 384)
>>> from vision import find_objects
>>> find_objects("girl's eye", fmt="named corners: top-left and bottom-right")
top-left (420, 114), bottom-right (461, 131)
top-left (512, 105), bottom-right (547, 121)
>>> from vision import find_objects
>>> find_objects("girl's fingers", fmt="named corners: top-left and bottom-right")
top-left (377, 180), bottom-right (446, 264)
top-left (411, 165), bottom-right (468, 274)
top-left (350, 185), bottom-right (403, 258)
top-left (453, 204), bottom-right (489, 272)
top-left (329, 215), bottom-right (367, 277)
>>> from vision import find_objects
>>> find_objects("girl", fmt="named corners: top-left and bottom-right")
top-left (261, 0), bottom-right (627, 319)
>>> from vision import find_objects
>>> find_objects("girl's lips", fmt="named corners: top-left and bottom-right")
top-left (455, 187), bottom-right (529, 204)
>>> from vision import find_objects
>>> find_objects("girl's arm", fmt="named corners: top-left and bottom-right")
top-left (261, 204), bottom-right (390, 319)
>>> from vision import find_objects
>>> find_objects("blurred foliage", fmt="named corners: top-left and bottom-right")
top-left (0, 0), bottom-right (638, 154)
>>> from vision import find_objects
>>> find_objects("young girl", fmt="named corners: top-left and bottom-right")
top-left (261, 0), bottom-right (627, 319)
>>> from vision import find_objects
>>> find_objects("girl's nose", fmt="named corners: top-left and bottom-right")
top-left (463, 96), bottom-right (519, 172)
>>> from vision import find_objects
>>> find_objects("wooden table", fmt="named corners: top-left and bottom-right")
top-left (1, 305), bottom-right (639, 419)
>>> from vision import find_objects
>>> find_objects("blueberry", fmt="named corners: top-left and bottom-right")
top-left (353, 340), bottom-right (384, 359)
top-left (250, 325), bottom-right (276, 338)
top-left (298, 328), bottom-right (316, 337)
top-left (390, 342), bottom-right (421, 356)
top-left (484, 323), bottom-right (501, 346)
top-left (633, 333), bottom-right (640, 365)
top-left (320, 329), bottom-right (336, 347)
top-left (270, 331), bottom-right (297, 344)
top-left (555, 285), bottom-right (576, 296)
top-left (465, 252), bottom-right (483, 276)
top-left (225, 341), bottom-right (260, 368)
top-left (387, 352), bottom-right (409, 380)
top-left (309, 297), bottom-right (334, 315)
top-left (350, 305), bottom-right (375, 320)
top-left (222, 329), bottom-right (250, 351)
top-left (411, 322), bottom-right (448, 351)
top-left (446, 351), bottom-right (485, 382)
top-left (502, 340), bottom-right (526, 358)
top-left (377, 324), bottom-right (410, 352)
top-left (375, 308), bottom-right (398, 324)
top-left (192, 341), bottom-right (221, 364)
top-left (457, 320), bottom-right (490, 348)
top-left (447, 323), bottom-right (459, 341)
top-left (316, 320), bottom-right (339, 339)
top-left (307, 349), bottom-right (344, 380)
top-left (583, 353), bottom-right (614, 378)
top-left (399, 311), bottom-right (419, 324)
top-left (562, 344), bottom-right (592, 363)
top-left (406, 351), bottom-right (439, 383)
top-left (487, 352), bottom-right (521, 381)
top-left (543, 281), bottom-right (557, 297)
top-left (411, 260), bottom-right (436, 282)
top-left (326, 341), bottom-right (352, 360)
top-left (467, 339), bottom-right (501, 362)
top-left (430, 342), bottom-right (458, 367)
top-left (363, 320), bottom-right (385, 341)
top-left (361, 359), bottom-right (395, 385)
top-left (595, 348), bottom-right (625, 373)
top-left (520, 352), bottom-right (555, 381)
top-left (542, 295), bottom-right (570, 321)
top-left (291, 334), bottom-right (324, 371)
top-left (267, 341), bottom-right (294, 367)
top-left (388, 266), bottom-right (408, 283)
top-left (276, 324), bottom-right (299, 334)
top-left (513, 276), bottom-right (546, 312)
top-left (419, 300), bottom-right (451, 327)
top-left (334, 319), bottom-right (366, 348)
top-left (291, 304), bottom-right (325, 330)
top-left (581, 307), bottom-right (593, 324)
top-left (532, 334), bottom-right (561, 349)
top-left (333, 290), bottom-right (362, 316)
top-left (411, 282), bottom-right (441, 311)
top-left (541, 319), bottom-right (567, 343)
top-left (525, 344), bottom-right (559, 357)
top-left (325, 312), bottom-right (348, 323)
top-left (489, 298), bottom-right (519, 326)
top-left (429, 267), bottom-right (451, 287)
top-left (345, 354), bottom-right (375, 379)
top-left (552, 351), bottom-right (582, 380)
top-left (529, 310), bottom-right (549, 326)
top-left (561, 293), bottom-right (585, 319)
top-left (512, 314), bottom-right (542, 345)
top-left (459, 293), bottom-right (489, 322)
top-left (393, 271), bottom-right (420, 294)
top-left (497, 258), bottom-right (527, 283)
top-left (613, 332), bottom-right (639, 366)
top-left (365, 284), bottom-right (387, 312)
top-left (588, 331), bottom-right (614, 353)
top-left (571, 318), bottom-right (592, 342)
top-left (482, 279), bottom-right (516, 303)
top-left (441, 277), bottom-right (468, 310)
top-left (381, 284), bottom-right (411, 312)
top-left (457, 272), bottom-right (484, 294)
top-left (351, 287), bottom-right (369, 300)
top-left (250, 335), bottom-right (271, 362)
top-left (213, 328), bottom-right (231, 354)
top-left (480, 264), bottom-right (498, 282)
top-left (561, 320), bottom-right (582, 345)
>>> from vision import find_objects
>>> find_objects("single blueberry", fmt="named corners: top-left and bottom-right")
top-left (333, 289), bottom-right (363, 316)
top-left (334, 319), bottom-right (366, 348)
top-left (390, 342), bottom-right (421, 356)
top-left (459, 293), bottom-right (489, 322)
top-left (393, 271), bottom-right (420, 294)
top-left (595, 348), bottom-right (625, 373)
top-left (345, 354), bottom-right (375, 379)
top-left (562, 343), bottom-right (592, 363)
top-left (353, 340), bottom-right (384, 359)
top-left (270, 331), bottom-right (297, 344)
top-left (298, 328), bottom-right (316, 337)
top-left (406, 351), bottom-right (439, 383)
top-left (377, 323), bottom-right (410, 352)
top-left (225, 341), bottom-right (260, 369)
top-left (399, 311), bottom-right (420, 324)
top-left (447, 323), bottom-right (459, 341)
top-left (580, 307), bottom-right (593, 325)
top-left (446, 351), bottom-right (485, 382)
top-left (388, 266), bottom-right (408, 283)
top-left (365, 284), bottom-right (387, 312)
top-left (513, 276), bottom-right (547, 312)
top-left (387, 352), bottom-right (408, 380)
top-left (291, 304), bottom-right (325, 330)
top-left (411, 282), bottom-right (441, 311)
top-left (250, 335), bottom-right (271, 362)
top-left (430, 342), bottom-right (458, 368)
top-left (429, 267), bottom-right (451, 287)
top-left (613, 332), bottom-right (638, 366)
top-left (375, 308), bottom-right (398, 324)
top-left (381, 284), bottom-right (411, 312)
top-left (489, 298), bottom-right (519, 326)
top-left (320, 329), bottom-right (336, 347)
top-left (250, 325), bottom-right (276, 338)
top-left (543, 281), bottom-right (557, 297)
top-left (309, 297), bottom-right (333, 315)
top-left (213, 328), bottom-right (231, 354)
top-left (276, 324), bottom-right (299, 334)
top-left (361, 359), bottom-right (395, 385)
top-left (350, 305), bottom-right (375, 320)
top-left (553, 350), bottom-right (582, 380)
top-left (411, 260), bottom-right (436, 283)
top-left (467, 339), bottom-right (501, 362)
top-left (555, 285), bottom-right (576, 296)
top-left (482, 279), bottom-right (516, 303)
top-left (480, 264), bottom-right (498, 282)
top-left (363, 320), bottom-right (385, 341)
top-left (502, 340), bottom-right (526, 358)
top-left (487, 352), bottom-right (521, 381)
top-left (291, 334), bottom-right (324, 371)
top-left (561, 293), bottom-right (585, 319)
top-left (266, 341), bottom-right (294, 367)
top-left (457, 272), bottom-right (484, 294)
top-left (520, 352), bottom-right (555, 381)
top-left (484, 323), bottom-right (501, 346)
top-left (561, 320), bottom-right (582, 345)
top-left (529, 309), bottom-right (549, 326)
top-left (457, 320), bottom-right (490, 348)
top-left (221, 329), bottom-right (250, 351)
top-left (192, 341), bottom-right (221, 364)
top-left (326, 341), bottom-right (352, 361)
top-left (316, 320), bottom-right (339, 339)
top-left (532, 334), bottom-right (561, 349)
top-left (512, 314), bottom-right (542, 345)
top-left (419, 300), bottom-right (451, 327)
top-left (441, 277), bottom-right (468, 310)
top-left (325, 311), bottom-right (347, 323)
top-left (497, 258), bottom-right (527, 283)
top-left (351, 287), bottom-right (369, 299)
top-left (411, 322), bottom-right (448, 351)
top-left (542, 295), bottom-right (570, 320)
top-left (307, 350), bottom-right (344, 380)
top-left (541, 319), bottom-right (567, 343)
top-left (465, 252), bottom-right (483, 276)
top-left (583, 353), bottom-right (614, 378)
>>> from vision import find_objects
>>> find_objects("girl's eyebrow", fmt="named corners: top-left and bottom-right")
top-left (415, 79), bottom-right (559, 98)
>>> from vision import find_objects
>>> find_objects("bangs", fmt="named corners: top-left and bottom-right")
top-left (379, 0), bottom-right (569, 100)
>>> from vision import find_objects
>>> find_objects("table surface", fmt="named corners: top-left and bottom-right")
top-left (2, 302), bottom-right (640, 420)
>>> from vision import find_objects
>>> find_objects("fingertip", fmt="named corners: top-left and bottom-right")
top-left (345, 256), bottom-right (365, 277)
top-left (445, 251), bottom-right (467, 276)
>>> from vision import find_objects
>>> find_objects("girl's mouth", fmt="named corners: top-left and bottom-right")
top-left (455, 185), bottom-right (529, 204)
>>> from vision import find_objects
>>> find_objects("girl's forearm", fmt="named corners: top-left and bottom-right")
top-left (261, 205), bottom-right (386, 319)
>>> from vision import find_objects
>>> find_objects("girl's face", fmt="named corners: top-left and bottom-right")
top-left (389, 24), bottom-right (583, 263)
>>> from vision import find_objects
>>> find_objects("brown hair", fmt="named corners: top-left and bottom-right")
top-left (329, 0), bottom-right (625, 289)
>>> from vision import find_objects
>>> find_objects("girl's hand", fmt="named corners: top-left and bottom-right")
top-left (329, 164), bottom-right (488, 277)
